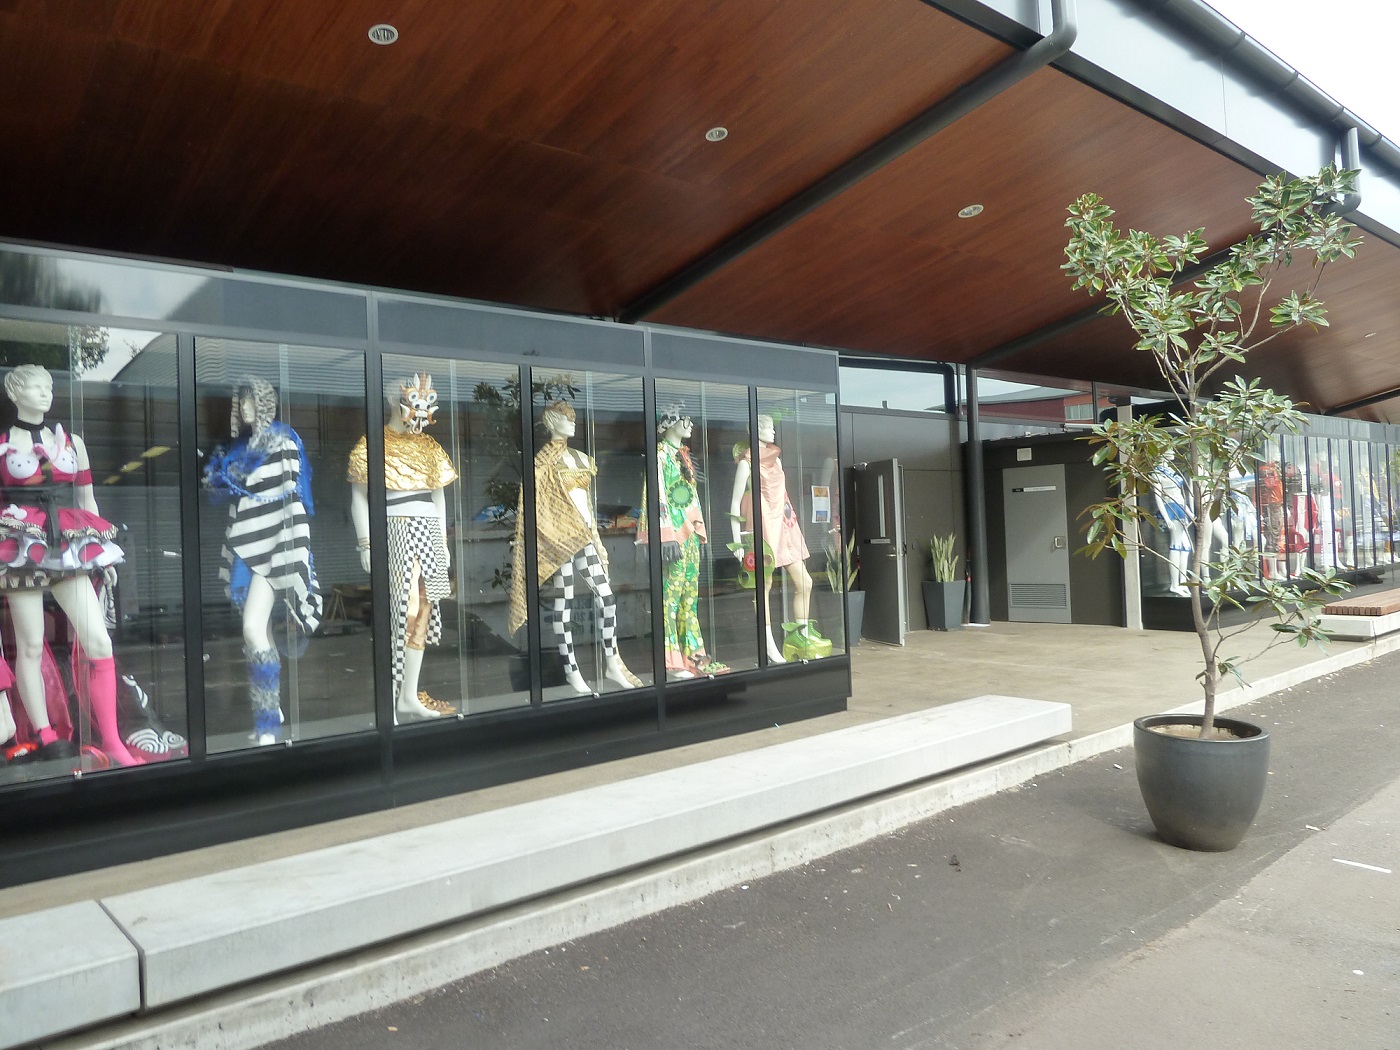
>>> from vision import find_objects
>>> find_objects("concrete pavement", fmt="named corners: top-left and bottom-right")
top-left (258, 647), bottom-right (1400, 1050)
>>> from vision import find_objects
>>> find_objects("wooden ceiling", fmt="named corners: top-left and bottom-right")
top-left (2, 0), bottom-right (1399, 420)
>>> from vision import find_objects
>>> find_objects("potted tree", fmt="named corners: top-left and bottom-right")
top-left (1063, 166), bottom-right (1357, 851)
top-left (922, 533), bottom-right (964, 631)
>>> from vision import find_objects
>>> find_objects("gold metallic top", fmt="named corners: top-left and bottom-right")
top-left (346, 427), bottom-right (459, 491)
top-left (508, 439), bottom-right (608, 635)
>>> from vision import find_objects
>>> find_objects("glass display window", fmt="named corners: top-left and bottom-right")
top-left (646, 379), bottom-right (758, 678)
top-left (523, 370), bottom-right (653, 702)
top-left (753, 387), bottom-right (842, 657)
top-left (371, 356), bottom-right (530, 718)
top-left (197, 338), bottom-right (374, 751)
top-left (0, 323), bottom-right (187, 782)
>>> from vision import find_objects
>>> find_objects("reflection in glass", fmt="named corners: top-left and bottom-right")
top-left (0, 324), bottom-right (186, 783)
top-left (524, 372), bottom-right (652, 701)
top-left (198, 339), bottom-right (374, 751)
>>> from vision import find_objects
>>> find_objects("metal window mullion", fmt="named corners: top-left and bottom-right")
top-left (177, 332), bottom-right (207, 762)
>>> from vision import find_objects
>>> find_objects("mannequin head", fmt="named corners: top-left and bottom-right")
top-left (230, 377), bottom-right (277, 437)
top-left (541, 399), bottom-right (576, 439)
top-left (398, 373), bottom-right (439, 434)
top-left (757, 414), bottom-right (776, 443)
top-left (658, 403), bottom-right (692, 444)
top-left (4, 364), bottom-right (53, 422)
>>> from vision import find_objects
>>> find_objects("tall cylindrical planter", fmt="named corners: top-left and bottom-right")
top-left (845, 590), bottom-right (864, 648)
top-left (1133, 714), bottom-right (1270, 852)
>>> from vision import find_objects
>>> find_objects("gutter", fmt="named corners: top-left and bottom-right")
top-left (1137, 0), bottom-right (1400, 174)
top-left (617, 0), bottom-right (1079, 324)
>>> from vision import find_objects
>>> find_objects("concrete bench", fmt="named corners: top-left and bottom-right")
top-left (1319, 586), bottom-right (1400, 640)
top-left (1324, 586), bottom-right (1400, 616)
top-left (0, 900), bottom-right (141, 1048)
top-left (93, 695), bottom-right (1070, 1012)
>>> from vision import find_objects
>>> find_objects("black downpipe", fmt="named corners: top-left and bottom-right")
top-left (618, 0), bottom-right (1079, 325)
top-left (964, 368), bottom-right (991, 625)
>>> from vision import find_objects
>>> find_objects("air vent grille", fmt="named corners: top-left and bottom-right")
top-left (1009, 582), bottom-right (1068, 609)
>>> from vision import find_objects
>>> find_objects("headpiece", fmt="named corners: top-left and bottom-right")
top-left (230, 377), bottom-right (277, 437)
top-left (399, 373), bottom-right (439, 434)
top-left (657, 402), bottom-right (689, 436)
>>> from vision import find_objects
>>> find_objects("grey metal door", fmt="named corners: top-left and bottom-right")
top-left (855, 459), bottom-right (907, 645)
top-left (1003, 464), bottom-right (1072, 624)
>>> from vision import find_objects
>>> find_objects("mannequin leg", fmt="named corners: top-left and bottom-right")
top-left (51, 575), bottom-right (136, 765)
top-left (6, 590), bottom-right (58, 746)
top-left (396, 557), bottom-right (442, 720)
top-left (576, 544), bottom-right (641, 689)
top-left (758, 574), bottom-right (785, 664)
top-left (552, 558), bottom-right (591, 694)
top-left (233, 573), bottom-right (282, 745)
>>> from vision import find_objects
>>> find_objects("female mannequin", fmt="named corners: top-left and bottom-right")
top-left (639, 405), bottom-right (727, 679)
top-left (729, 414), bottom-right (820, 662)
top-left (349, 374), bottom-right (458, 722)
top-left (0, 364), bottom-right (130, 763)
top-left (507, 401), bottom-right (642, 693)
top-left (204, 378), bottom-right (322, 745)
top-left (1151, 467), bottom-right (1191, 596)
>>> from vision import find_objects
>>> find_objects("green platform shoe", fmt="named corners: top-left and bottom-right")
top-left (781, 620), bottom-right (833, 661)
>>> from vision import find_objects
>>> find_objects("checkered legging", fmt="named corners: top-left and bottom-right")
top-left (388, 514), bottom-right (449, 687)
top-left (552, 542), bottom-right (618, 675)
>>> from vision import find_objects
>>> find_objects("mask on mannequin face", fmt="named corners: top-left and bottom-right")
top-left (544, 400), bottom-right (576, 438)
top-left (399, 374), bottom-right (439, 434)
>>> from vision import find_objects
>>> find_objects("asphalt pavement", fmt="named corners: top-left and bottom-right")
top-left (264, 649), bottom-right (1400, 1050)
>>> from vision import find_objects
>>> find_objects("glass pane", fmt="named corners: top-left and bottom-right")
top-left (197, 339), bottom-right (374, 751)
top-left (527, 370), bottom-right (653, 701)
top-left (1308, 440), bottom-right (1342, 570)
top-left (649, 380), bottom-right (757, 678)
top-left (375, 356), bottom-right (529, 718)
top-left (1279, 434), bottom-right (1309, 578)
top-left (1255, 438), bottom-right (1285, 582)
top-left (0, 323), bottom-right (186, 782)
top-left (755, 387), bottom-right (842, 657)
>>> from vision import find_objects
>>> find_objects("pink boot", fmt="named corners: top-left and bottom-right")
top-left (89, 656), bottom-right (138, 766)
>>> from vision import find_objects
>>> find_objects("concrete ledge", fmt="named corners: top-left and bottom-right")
top-left (1318, 609), bottom-right (1400, 641)
top-left (99, 695), bottom-right (1070, 1010)
top-left (0, 900), bottom-right (140, 1049)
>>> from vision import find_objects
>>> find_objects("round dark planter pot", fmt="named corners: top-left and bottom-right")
top-left (1133, 714), bottom-right (1270, 852)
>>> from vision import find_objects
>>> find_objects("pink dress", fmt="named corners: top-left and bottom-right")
top-left (0, 424), bottom-right (123, 586)
top-left (739, 442), bottom-right (809, 569)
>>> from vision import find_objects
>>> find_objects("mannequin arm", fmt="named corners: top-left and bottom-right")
top-left (351, 483), bottom-right (371, 573)
top-left (71, 433), bottom-right (101, 516)
top-left (729, 457), bottom-right (751, 555)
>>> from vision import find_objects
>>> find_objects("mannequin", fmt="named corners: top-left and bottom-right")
top-left (1308, 460), bottom-right (1339, 569)
top-left (1151, 467), bottom-right (1191, 596)
top-left (349, 374), bottom-right (458, 722)
top-left (507, 401), bottom-right (642, 693)
top-left (1280, 463), bottom-right (1314, 576)
top-left (203, 378), bottom-right (323, 745)
top-left (1255, 460), bottom-right (1284, 578)
top-left (638, 405), bottom-right (728, 679)
top-left (729, 414), bottom-right (822, 662)
top-left (0, 364), bottom-right (130, 763)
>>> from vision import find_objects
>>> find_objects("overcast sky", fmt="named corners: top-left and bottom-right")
top-left (1205, 0), bottom-right (1399, 141)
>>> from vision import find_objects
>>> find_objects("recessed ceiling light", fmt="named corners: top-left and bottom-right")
top-left (958, 204), bottom-right (984, 218)
top-left (368, 24), bottom-right (399, 45)
top-left (1364, 332), bottom-right (1377, 338)
top-left (705, 127), bottom-right (728, 142)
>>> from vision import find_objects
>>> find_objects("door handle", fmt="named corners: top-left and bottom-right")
top-left (1053, 535), bottom-right (1067, 550)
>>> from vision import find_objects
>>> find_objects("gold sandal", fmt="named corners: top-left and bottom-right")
top-left (418, 691), bottom-right (458, 715)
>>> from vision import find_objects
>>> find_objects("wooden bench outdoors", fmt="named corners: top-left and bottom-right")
top-left (1324, 587), bottom-right (1400, 617)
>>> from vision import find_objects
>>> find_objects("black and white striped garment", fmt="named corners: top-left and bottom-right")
top-left (218, 435), bottom-right (323, 633)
